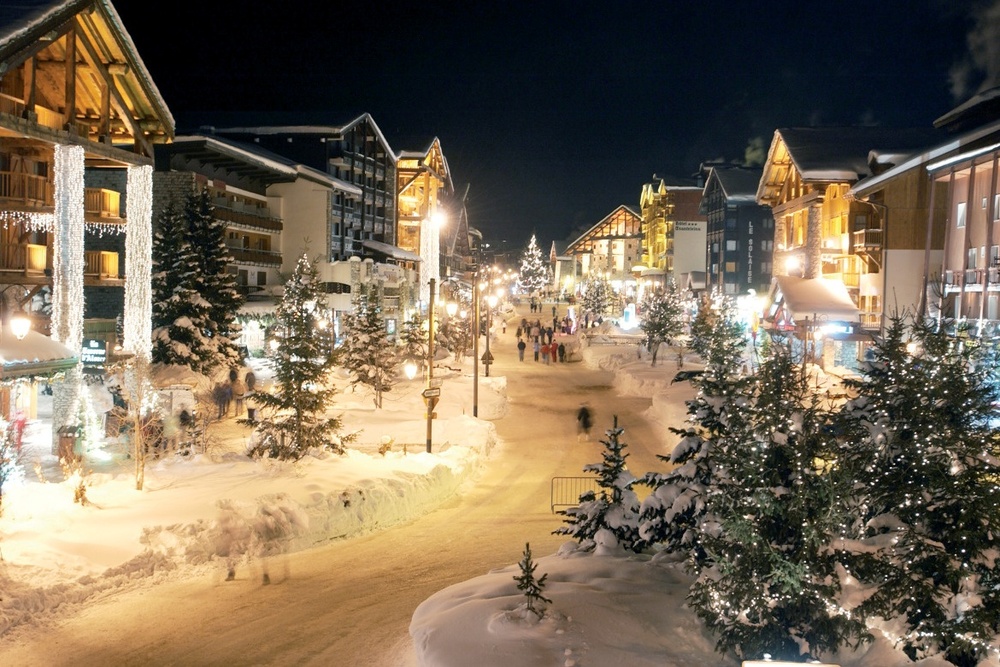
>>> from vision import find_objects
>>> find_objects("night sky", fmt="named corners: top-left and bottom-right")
top-left (115, 0), bottom-right (999, 251)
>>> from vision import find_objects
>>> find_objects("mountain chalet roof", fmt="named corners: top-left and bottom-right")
top-left (708, 167), bottom-right (763, 203)
top-left (207, 113), bottom-right (396, 160)
top-left (0, 0), bottom-right (175, 134)
top-left (772, 127), bottom-right (943, 182)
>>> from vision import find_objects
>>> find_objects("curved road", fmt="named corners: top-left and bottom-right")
top-left (1, 305), bottom-right (681, 666)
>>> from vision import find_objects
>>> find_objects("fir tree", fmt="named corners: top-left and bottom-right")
top-left (186, 188), bottom-right (245, 368)
top-left (580, 276), bottom-right (613, 322)
top-left (638, 279), bottom-right (685, 366)
top-left (398, 315), bottom-right (427, 374)
top-left (514, 542), bottom-right (552, 618)
top-left (339, 286), bottom-right (397, 409)
top-left (555, 416), bottom-right (644, 553)
top-left (687, 342), bottom-right (865, 662)
top-left (151, 201), bottom-right (216, 373)
top-left (0, 416), bottom-right (17, 517)
top-left (243, 254), bottom-right (352, 459)
top-left (639, 295), bottom-right (748, 567)
top-left (839, 315), bottom-right (1000, 666)
top-left (516, 234), bottom-right (549, 296)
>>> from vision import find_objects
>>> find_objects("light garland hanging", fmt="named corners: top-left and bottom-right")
top-left (52, 144), bottom-right (85, 352)
top-left (0, 210), bottom-right (53, 232)
top-left (123, 165), bottom-right (153, 360)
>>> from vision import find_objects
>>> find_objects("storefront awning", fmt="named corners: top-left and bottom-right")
top-left (361, 240), bottom-right (422, 262)
top-left (767, 275), bottom-right (861, 323)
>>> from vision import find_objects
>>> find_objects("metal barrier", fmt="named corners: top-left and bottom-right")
top-left (550, 476), bottom-right (601, 513)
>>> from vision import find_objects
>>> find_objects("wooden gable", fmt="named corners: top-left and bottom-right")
top-left (566, 205), bottom-right (642, 254)
top-left (0, 0), bottom-right (174, 164)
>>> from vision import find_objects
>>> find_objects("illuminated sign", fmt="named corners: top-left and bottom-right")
top-left (81, 339), bottom-right (107, 367)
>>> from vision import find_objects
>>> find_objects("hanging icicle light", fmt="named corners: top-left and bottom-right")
top-left (0, 210), bottom-right (54, 232)
top-left (123, 165), bottom-right (153, 359)
top-left (52, 144), bottom-right (85, 352)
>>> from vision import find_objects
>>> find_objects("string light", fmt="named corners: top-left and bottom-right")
top-left (123, 165), bottom-right (153, 359)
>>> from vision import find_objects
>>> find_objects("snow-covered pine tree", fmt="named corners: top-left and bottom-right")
top-left (244, 254), bottom-right (351, 459)
top-left (398, 315), bottom-right (427, 374)
top-left (838, 315), bottom-right (1000, 666)
top-left (639, 294), bottom-right (747, 567)
top-left (339, 285), bottom-right (396, 409)
top-left (580, 275), bottom-right (614, 322)
top-left (687, 342), bottom-right (864, 662)
top-left (517, 234), bottom-right (549, 296)
top-left (0, 416), bottom-right (17, 517)
top-left (186, 188), bottom-right (245, 369)
top-left (554, 415), bottom-right (644, 553)
top-left (638, 279), bottom-right (685, 366)
top-left (151, 201), bottom-right (216, 373)
top-left (514, 542), bottom-right (552, 618)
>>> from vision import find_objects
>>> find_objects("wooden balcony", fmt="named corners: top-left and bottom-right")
top-left (228, 247), bottom-right (282, 267)
top-left (84, 188), bottom-right (121, 221)
top-left (85, 251), bottom-right (119, 279)
top-left (214, 203), bottom-right (283, 232)
top-left (852, 227), bottom-right (882, 252)
top-left (0, 171), bottom-right (52, 209)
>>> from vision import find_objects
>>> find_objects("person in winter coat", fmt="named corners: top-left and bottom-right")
top-left (533, 338), bottom-right (541, 362)
top-left (541, 341), bottom-right (551, 365)
top-left (517, 338), bottom-right (526, 361)
top-left (577, 403), bottom-right (593, 441)
top-left (558, 342), bottom-right (566, 362)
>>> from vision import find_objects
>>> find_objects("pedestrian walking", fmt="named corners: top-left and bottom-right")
top-left (231, 372), bottom-right (247, 416)
top-left (576, 403), bottom-right (593, 441)
top-left (558, 342), bottom-right (566, 362)
top-left (541, 341), bottom-right (550, 364)
top-left (502, 319), bottom-right (507, 334)
top-left (533, 338), bottom-right (540, 362)
top-left (517, 337), bottom-right (526, 361)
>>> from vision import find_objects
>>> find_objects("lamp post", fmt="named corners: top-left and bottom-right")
top-left (423, 278), bottom-right (439, 453)
top-left (472, 274), bottom-right (480, 417)
top-left (484, 294), bottom-right (498, 377)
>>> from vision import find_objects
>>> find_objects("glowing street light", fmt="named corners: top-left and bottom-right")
top-left (484, 294), bottom-right (498, 377)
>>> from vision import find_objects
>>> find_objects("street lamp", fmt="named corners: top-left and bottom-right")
top-left (472, 274), bottom-right (481, 417)
top-left (484, 294), bottom-right (498, 377)
top-left (422, 278), bottom-right (440, 453)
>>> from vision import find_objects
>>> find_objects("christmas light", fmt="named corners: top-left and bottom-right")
top-left (123, 165), bottom-right (153, 359)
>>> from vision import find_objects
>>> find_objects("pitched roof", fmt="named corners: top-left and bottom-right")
top-left (209, 113), bottom-right (396, 159)
top-left (773, 127), bottom-right (943, 181)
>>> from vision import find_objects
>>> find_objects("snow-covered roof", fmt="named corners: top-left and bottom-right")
top-left (209, 113), bottom-right (397, 162)
top-left (770, 275), bottom-right (861, 322)
top-left (0, 326), bottom-right (77, 378)
top-left (775, 127), bottom-right (942, 181)
top-left (703, 166), bottom-right (762, 206)
top-left (361, 240), bottom-right (422, 262)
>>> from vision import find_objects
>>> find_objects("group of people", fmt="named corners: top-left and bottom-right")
top-left (514, 315), bottom-right (569, 364)
top-left (213, 368), bottom-right (257, 421)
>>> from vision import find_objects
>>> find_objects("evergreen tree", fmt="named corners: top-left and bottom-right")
top-left (639, 295), bottom-right (748, 567)
top-left (638, 279), bottom-right (685, 366)
top-left (554, 416), bottom-right (644, 553)
top-left (186, 188), bottom-right (245, 368)
top-left (514, 542), bottom-right (552, 618)
top-left (580, 276), bottom-right (613, 321)
top-left (339, 286), bottom-right (397, 409)
top-left (839, 315), bottom-right (1000, 666)
top-left (517, 234), bottom-right (549, 295)
top-left (243, 254), bottom-right (351, 459)
top-left (398, 315), bottom-right (427, 374)
top-left (151, 201), bottom-right (216, 372)
top-left (687, 342), bottom-right (865, 662)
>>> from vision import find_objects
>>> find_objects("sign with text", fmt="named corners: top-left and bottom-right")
top-left (81, 339), bottom-right (107, 367)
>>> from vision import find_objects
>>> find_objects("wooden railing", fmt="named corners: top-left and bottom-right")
top-left (213, 205), bottom-right (283, 232)
top-left (0, 171), bottom-right (52, 207)
top-left (84, 251), bottom-right (118, 278)
top-left (852, 227), bottom-right (883, 250)
top-left (228, 247), bottom-right (282, 266)
top-left (84, 188), bottom-right (120, 218)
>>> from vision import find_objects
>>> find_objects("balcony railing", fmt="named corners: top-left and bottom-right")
top-left (852, 227), bottom-right (883, 251)
top-left (0, 171), bottom-right (52, 207)
top-left (966, 269), bottom-right (984, 286)
top-left (228, 247), bottom-right (282, 267)
top-left (84, 188), bottom-right (121, 219)
top-left (860, 311), bottom-right (881, 330)
top-left (945, 270), bottom-right (962, 286)
top-left (84, 251), bottom-right (119, 279)
top-left (214, 205), bottom-right (283, 232)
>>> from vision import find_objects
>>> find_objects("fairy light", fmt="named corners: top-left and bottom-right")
top-left (123, 165), bottom-right (153, 359)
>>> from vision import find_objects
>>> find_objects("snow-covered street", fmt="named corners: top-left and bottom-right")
top-left (0, 306), bottom-right (693, 666)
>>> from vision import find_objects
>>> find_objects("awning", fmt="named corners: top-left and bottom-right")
top-left (767, 275), bottom-right (861, 322)
top-left (0, 326), bottom-right (78, 379)
top-left (361, 240), bottom-right (422, 262)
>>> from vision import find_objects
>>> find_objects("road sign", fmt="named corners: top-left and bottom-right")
top-left (481, 350), bottom-right (494, 363)
top-left (422, 387), bottom-right (441, 399)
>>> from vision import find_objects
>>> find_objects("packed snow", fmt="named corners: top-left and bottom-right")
top-left (0, 316), bottom-right (975, 666)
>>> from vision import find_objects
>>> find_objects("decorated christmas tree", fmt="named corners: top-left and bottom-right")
top-left (398, 315), bottom-right (427, 374)
top-left (638, 278), bottom-right (685, 366)
top-left (516, 234), bottom-right (549, 296)
top-left (243, 254), bottom-right (352, 459)
top-left (580, 276), bottom-right (614, 322)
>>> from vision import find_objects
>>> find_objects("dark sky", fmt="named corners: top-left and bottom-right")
top-left (114, 0), bottom-right (999, 251)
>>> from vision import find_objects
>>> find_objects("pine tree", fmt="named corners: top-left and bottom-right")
top-left (186, 188), bottom-right (244, 369)
top-left (687, 342), bottom-right (864, 662)
top-left (339, 286), bottom-right (397, 409)
top-left (244, 254), bottom-right (352, 459)
top-left (554, 416), bottom-right (644, 553)
top-left (514, 542), bottom-right (552, 618)
top-left (839, 315), bottom-right (1000, 666)
top-left (517, 234), bottom-right (549, 296)
top-left (151, 201), bottom-right (216, 372)
top-left (398, 315), bottom-right (427, 374)
top-left (0, 416), bottom-right (17, 517)
top-left (580, 276), bottom-right (613, 321)
top-left (639, 279), bottom-right (685, 366)
top-left (639, 295), bottom-right (748, 567)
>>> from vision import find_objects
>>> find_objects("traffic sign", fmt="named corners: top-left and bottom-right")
top-left (481, 350), bottom-right (494, 363)
top-left (422, 387), bottom-right (441, 399)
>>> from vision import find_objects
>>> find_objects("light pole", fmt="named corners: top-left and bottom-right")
top-left (423, 278), bottom-right (440, 453)
top-left (484, 294), bottom-right (497, 377)
top-left (472, 274), bottom-right (480, 417)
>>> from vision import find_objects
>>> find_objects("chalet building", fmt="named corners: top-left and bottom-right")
top-left (923, 88), bottom-right (1000, 328)
top-left (549, 240), bottom-right (574, 297)
top-left (566, 205), bottom-right (643, 297)
top-left (0, 0), bottom-right (173, 436)
top-left (699, 165), bottom-right (774, 297)
top-left (208, 115), bottom-right (397, 262)
top-left (757, 127), bottom-right (941, 340)
top-left (638, 178), bottom-right (707, 289)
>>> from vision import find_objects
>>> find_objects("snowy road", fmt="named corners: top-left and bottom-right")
top-left (1, 318), bottom-right (685, 666)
